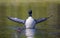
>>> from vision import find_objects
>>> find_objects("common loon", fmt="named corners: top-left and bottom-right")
top-left (8, 10), bottom-right (51, 24)
top-left (8, 10), bottom-right (52, 38)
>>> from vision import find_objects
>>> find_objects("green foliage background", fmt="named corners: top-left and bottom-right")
top-left (0, 0), bottom-right (60, 38)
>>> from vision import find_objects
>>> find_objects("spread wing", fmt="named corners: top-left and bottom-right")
top-left (8, 17), bottom-right (25, 24)
top-left (36, 15), bottom-right (52, 24)
top-left (36, 18), bottom-right (48, 24)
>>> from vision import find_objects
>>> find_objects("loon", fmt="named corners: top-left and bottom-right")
top-left (8, 10), bottom-right (52, 38)
top-left (8, 10), bottom-right (51, 25)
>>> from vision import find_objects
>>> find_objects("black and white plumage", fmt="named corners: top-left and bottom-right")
top-left (8, 10), bottom-right (51, 24)
top-left (8, 10), bottom-right (52, 38)
top-left (8, 17), bottom-right (25, 24)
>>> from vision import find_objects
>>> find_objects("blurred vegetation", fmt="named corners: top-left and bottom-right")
top-left (0, 0), bottom-right (60, 38)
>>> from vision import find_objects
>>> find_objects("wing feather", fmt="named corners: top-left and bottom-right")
top-left (8, 17), bottom-right (25, 24)
top-left (36, 15), bottom-right (52, 24)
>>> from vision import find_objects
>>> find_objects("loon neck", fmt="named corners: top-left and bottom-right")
top-left (29, 16), bottom-right (32, 18)
top-left (29, 16), bottom-right (32, 17)
top-left (29, 14), bottom-right (32, 17)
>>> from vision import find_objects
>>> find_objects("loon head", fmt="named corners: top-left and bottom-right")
top-left (28, 10), bottom-right (32, 17)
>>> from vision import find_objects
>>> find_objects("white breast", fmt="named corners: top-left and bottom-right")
top-left (25, 17), bottom-right (36, 29)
